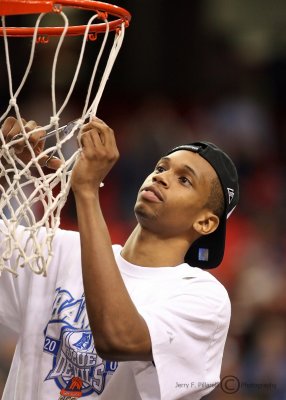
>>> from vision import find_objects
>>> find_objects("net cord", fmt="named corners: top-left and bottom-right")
top-left (0, 10), bottom-right (125, 276)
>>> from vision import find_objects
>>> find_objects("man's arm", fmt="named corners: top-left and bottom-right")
top-left (71, 117), bottom-right (152, 362)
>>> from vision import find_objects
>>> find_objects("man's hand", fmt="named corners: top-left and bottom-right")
top-left (1, 116), bottom-right (61, 170)
top-left (71, 117), bottom-right (119, 195)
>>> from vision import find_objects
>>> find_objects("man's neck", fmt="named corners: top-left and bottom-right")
top-left (121, 224), bottom-right (190, 268)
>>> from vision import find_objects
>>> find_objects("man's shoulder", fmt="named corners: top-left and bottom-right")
top-left (186, 266), bottom-right (230, 306)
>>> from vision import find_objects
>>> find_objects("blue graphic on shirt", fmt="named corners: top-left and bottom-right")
top-left (74, 333), bottom-right (93, 350)
top-left (44, 287), bottom-right (118, 397)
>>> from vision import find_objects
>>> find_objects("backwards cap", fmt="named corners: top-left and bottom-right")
top-left (167, 142), bottom-right (239, 269)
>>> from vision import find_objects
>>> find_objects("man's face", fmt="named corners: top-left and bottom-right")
top-left (134, 150), bottom-right (218, 239)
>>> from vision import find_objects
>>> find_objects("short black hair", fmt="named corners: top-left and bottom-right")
top-left (205, 176), bottom-right (225, 219)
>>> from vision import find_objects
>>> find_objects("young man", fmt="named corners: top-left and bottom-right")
top-left (0, 116), bottom-right (239, 400)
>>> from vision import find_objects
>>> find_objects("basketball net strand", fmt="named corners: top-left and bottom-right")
top-left (0, 11), bottom-right (125, 276)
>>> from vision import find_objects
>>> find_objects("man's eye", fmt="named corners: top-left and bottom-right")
top-left (179, 176), bottom-right (192, 185)
top-left (155, 166), bottom-right (165, 173)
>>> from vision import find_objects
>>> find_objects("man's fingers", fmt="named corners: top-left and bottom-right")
top-left (13, 138), bottom-right (26, 154)
top-left (27, 126), bottom-right (46, 149)
top-left (1, 117), bottom-right (64, 171)
top-left (79, 131), bottom-right (100, 159)
top-left (80, 123), bottom-right (103, 146)
top-left (1, 117), bottom-right (41, 142)
top-left (79, 117), bottom-right (119, 165)
top-left (46, 157), bottom-right (63, 170)
top-left (24, 121), bottom-right (45, 145)
top-left (80, 130), bottom-right (93, 147)
top-left (1, 116), bottom-right (22, 138)
top-left (90, 117), bottom-right (116, 148)
top-left (38, 155), bottom-right (63, 170)
top-left (80, 117), bottom-right (115, 148)
top-left (1, 117), bottom-right (15, 135)
top-left (24, 120), bottom-right (38, 132)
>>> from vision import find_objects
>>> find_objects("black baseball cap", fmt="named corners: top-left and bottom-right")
top-left (167, 142), bottom-right (239, 269)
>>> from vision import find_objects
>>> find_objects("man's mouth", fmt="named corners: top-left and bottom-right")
top-left (141, 185), bottom-right (164, 202)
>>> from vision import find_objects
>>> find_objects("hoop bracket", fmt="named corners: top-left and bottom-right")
top-left (36, 35), bottom-right (49, 44)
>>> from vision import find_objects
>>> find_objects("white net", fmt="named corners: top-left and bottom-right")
top-left (0, 7), bottom-right (126, 276)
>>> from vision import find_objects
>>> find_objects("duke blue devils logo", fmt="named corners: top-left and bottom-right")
top-left (74, 333), bottom-right (93, 350)
top-left (43, 288), bottom-right (118, 398)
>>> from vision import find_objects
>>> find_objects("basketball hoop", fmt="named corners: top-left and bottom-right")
top-left (0, 0), bottom-right (131, 37)
top-left (0, 0), bottom-right (131, 276)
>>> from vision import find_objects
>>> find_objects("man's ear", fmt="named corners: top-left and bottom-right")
top-left (193, 211), bottom-right (220, 236)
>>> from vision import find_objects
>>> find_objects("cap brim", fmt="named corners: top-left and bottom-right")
top-left (184, 214), bottom-right (226, 269)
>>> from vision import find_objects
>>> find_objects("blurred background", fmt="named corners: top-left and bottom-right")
top-left (1, 0), bottom-right (286, 398)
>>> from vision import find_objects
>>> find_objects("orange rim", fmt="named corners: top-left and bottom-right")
top-left (0, 0), bottom-right (131, 37)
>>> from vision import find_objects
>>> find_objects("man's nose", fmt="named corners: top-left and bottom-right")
top-left (152, 172), bottom-right (169, 187)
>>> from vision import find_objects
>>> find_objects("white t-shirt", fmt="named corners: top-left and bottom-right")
top-left (0, 227), bottom-right (231, 400)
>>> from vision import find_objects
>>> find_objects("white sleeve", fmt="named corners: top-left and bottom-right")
top-left (137, 280), bottom-right (231, 400)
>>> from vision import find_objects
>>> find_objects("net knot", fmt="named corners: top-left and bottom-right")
top-left (50, 116), bottom-right (60, 127)
top-left (9, 98), bottom-right (17, 107)
top-left (28, 226), bottom-right (37, 236)
top-left (13, 174), bottom-right (21, 181)
top-left (77, 118), bottom-right (85, 127)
